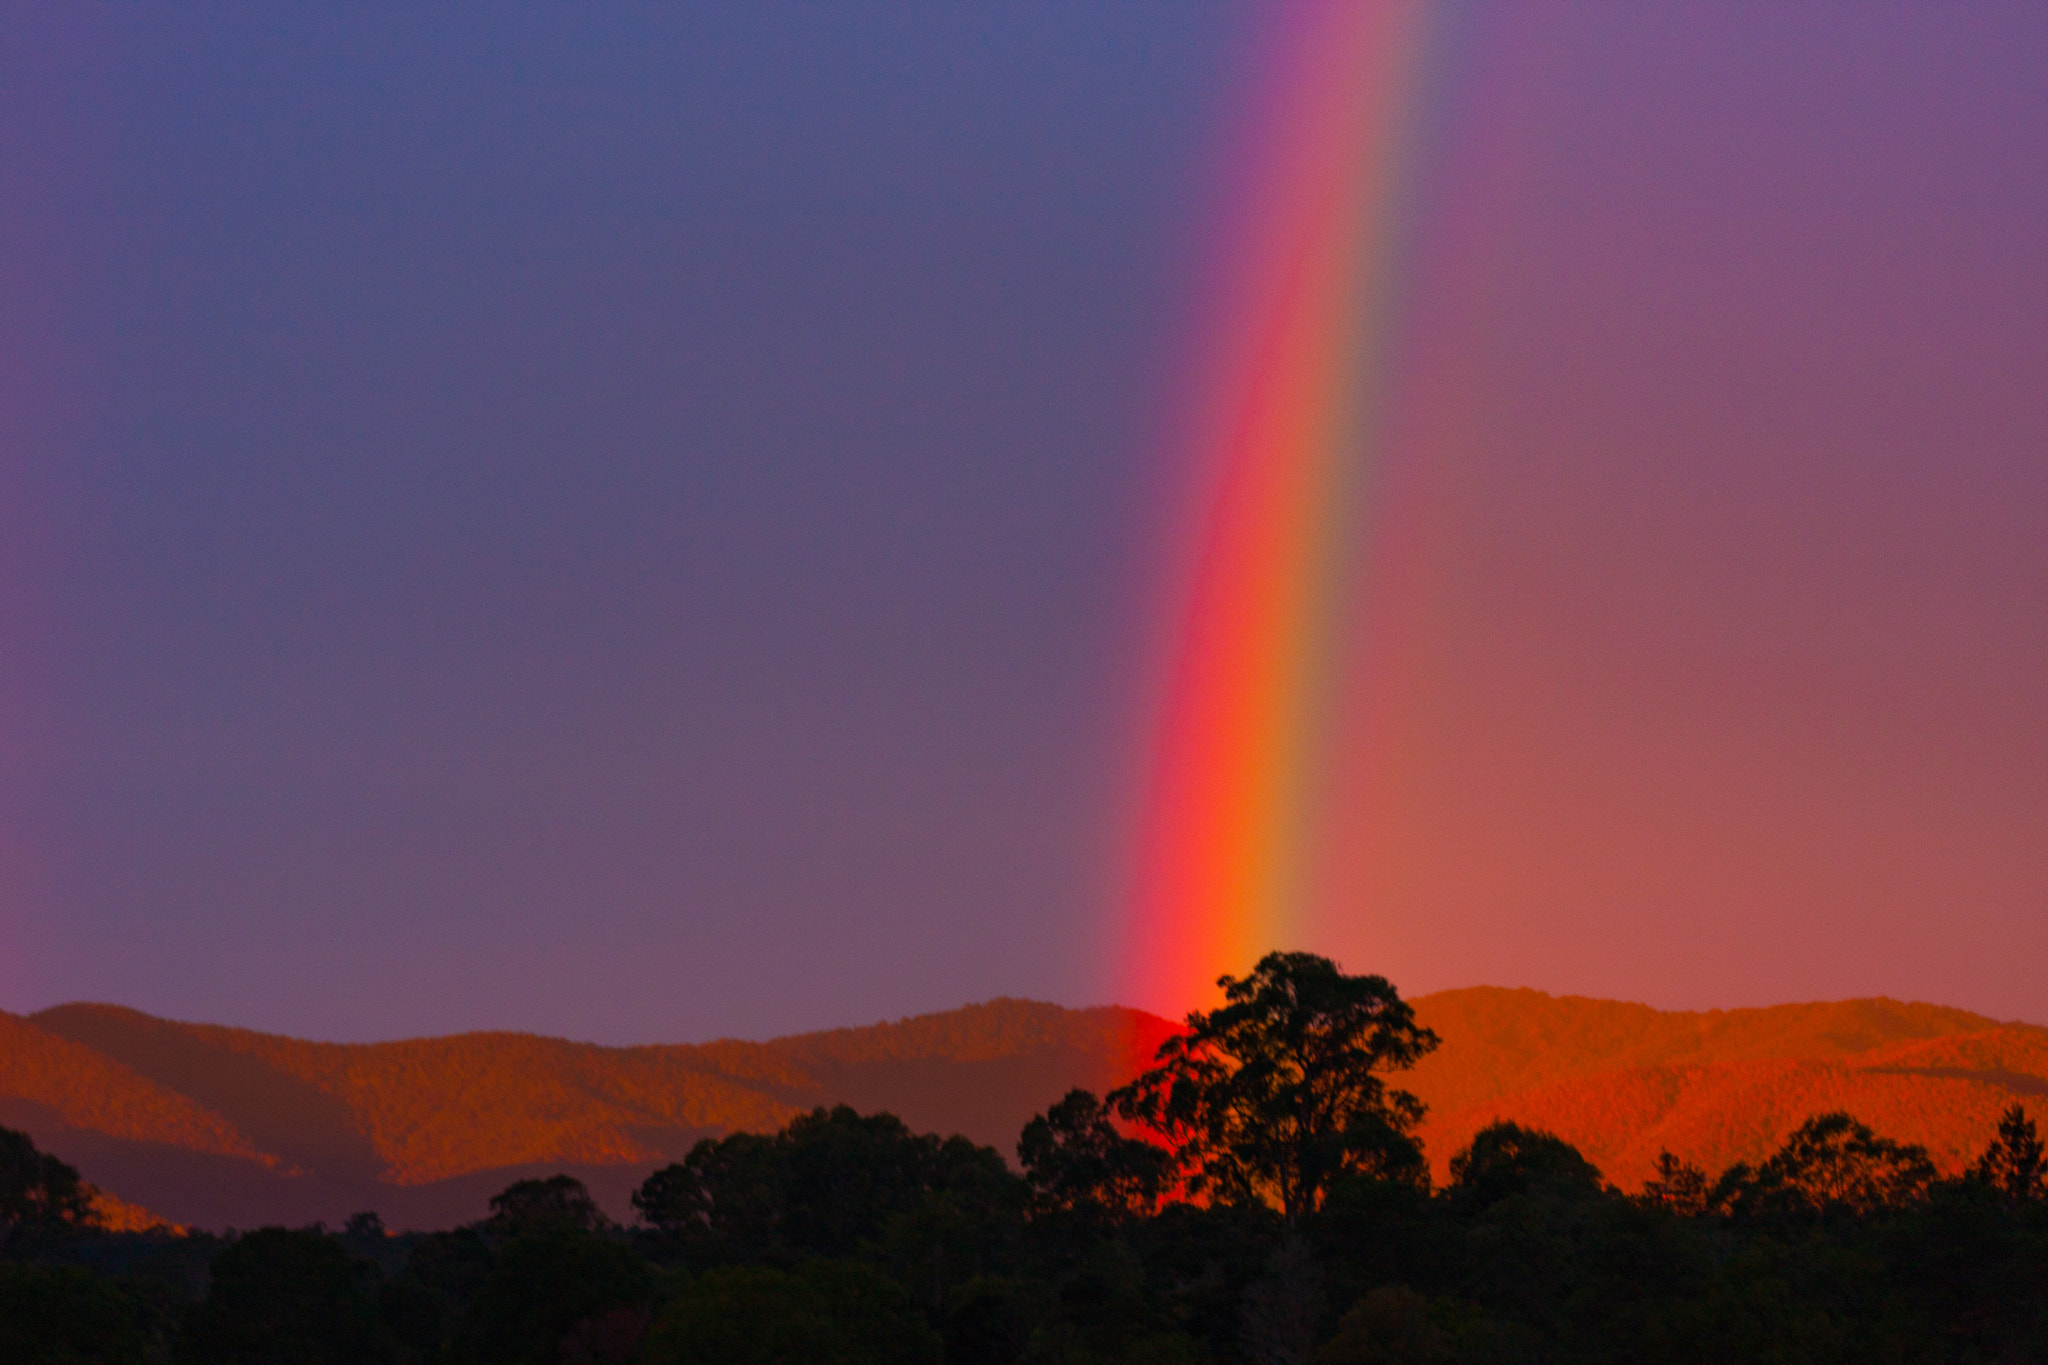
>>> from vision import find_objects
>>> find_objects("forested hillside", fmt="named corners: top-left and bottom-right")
top-left (1404, 989), bottom-right (2047, 1186)
top-left (4, 988), bottom-right (2043, 1230)
top-left (4, 999), bottom-right (1167, 1229)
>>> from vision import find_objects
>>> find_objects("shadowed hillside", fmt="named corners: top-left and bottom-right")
top-left (6, 988), bottom-right (2043, 1229)
top-left (12, 998), bottom-right (1165, 1229)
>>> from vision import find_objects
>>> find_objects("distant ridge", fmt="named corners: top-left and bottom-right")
top-left (7, 998), bottom-right (1168, 1230)
top-left (1401, 989), bottom-right (2045, 1186)
top-left (4, 989), bottom-right (2041, 1230)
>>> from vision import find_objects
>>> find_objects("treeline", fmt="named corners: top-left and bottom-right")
top-left (5, 954), bottom-right (2047, 1363)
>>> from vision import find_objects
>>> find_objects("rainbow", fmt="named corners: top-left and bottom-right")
top-left (1119, 0), bottom-right (1465, 1017)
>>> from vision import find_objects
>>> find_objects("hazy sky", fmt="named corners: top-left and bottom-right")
top-left (4, 3), bottom-right (2043, 1043)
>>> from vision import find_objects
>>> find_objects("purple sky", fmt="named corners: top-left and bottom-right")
top-left (2, 3), bottom-right (2043, 1043)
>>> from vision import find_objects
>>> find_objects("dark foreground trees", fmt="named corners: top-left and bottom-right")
top-left (1017, 1088), bottom-right (1174, 1223)
top-left (1716, 1111), bottom-right (1939, 1218)
top-left (448, 1223), bottom-right (651, 1365)
top-left (76, 1098), bottom-right (2032, 1364)
top-left (640, 1261), bottom-right (938, 1365)
top-left (10, 974), bottom-right (2048, 1363)
top-left (0, 1262), bottom-right (157, 1365)
top-left (0, 1125), bottom-right (96, 1252)
top-left (633, 1104), bottom-right (1020, 1273)
top-left (175, 1227), bottom-right (389, 1365)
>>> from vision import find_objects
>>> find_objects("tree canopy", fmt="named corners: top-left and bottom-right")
top-left (175, 1227), bottom-right (390, 1365)
top-left (449, 1225), bottom-right (651, 1365)
top-left (1636, 1150), bottom-right (1714, 1216)
top-left (1970, 1103), bottom-right (2047, 1205)
top-left (633, 1105), bottom-right (1019, 1263)
top-left (0, 1264), bottom-right (155, 1365)
top-left (1717, 1111), bottom-right (1939, 1218)
top-left (1447, 1121), bottom-right (1606, 1211)
top-left (0, 1126), bottom-right (95, 1249)
top-left (485, 1175), bottom-right (609, 1240)
top-left (1016, 1088), bottom-right (1173, 1223)
top-left (1109, 952), bottom-right (1438, 1220)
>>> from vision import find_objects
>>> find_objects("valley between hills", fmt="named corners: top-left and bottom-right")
top-left (4, 988), bottom-right (2042, 1232)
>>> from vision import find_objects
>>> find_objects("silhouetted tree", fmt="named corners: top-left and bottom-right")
top-left (1017, 1088), bottom-right (1173, 1222)
top-left (1636, 1151), bottom-right (1713, 1216)
top-left (1720, 1112), bottom-right (1936, 1218)
top-left (775, 1108), bottom-right (1012, 1258)
top-left (634, 1106), bottom-right (1019, 1263)
top-left (0, 1126), bottom-right (95, 1253)
top-left (342, 1210), bottom-right (385, 1242)
top-left (633, 1130), bottom-right (783, 1256)
top-left (1968, 1103), bottom-right (2046, 1205)
top-left (486, 1174), bottom-right (609, 1239)
top-left (1446, 1122), bottom-right (1604, 1211)
top-left (1110, 953), bottom-right (1438, 1221)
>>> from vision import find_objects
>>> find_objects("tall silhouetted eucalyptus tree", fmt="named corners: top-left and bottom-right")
top-left (1970, 1104), bottom-right (2046, 1205)
top-left (1109, 952), bottom-right (1438, 1221)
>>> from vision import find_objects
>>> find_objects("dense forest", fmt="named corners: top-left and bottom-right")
top-left (5, 955), bottom-right (2046, 1364)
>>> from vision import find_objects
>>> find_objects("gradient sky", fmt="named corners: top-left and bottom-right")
top-left (3, 3), bottom-right (2044, 1043)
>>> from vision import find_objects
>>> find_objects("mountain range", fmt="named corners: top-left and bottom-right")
top-left (4, 988), bottom-right (2042, 1231)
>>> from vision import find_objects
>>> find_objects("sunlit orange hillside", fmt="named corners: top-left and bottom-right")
top-left (4, 988), bottom-right (2040, 1230)
top-left (1405, 989), bottom-right (2048, 1187)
